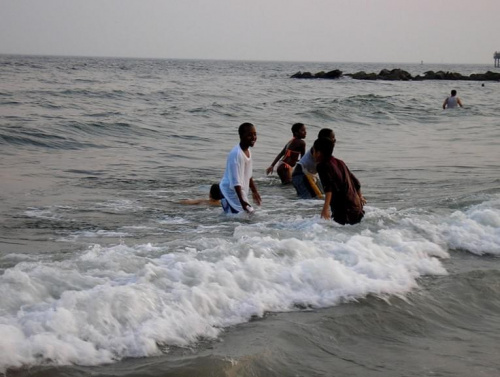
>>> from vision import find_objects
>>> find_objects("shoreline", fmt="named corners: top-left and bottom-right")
top-left (291, 68), bottom-right (500, 81)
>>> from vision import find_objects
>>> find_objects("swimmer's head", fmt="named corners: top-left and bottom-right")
top-left (451, 90), bottom-right (457, 96)
top-left (318, 128), bottom-right (335, 143)
top-left (209, 184), bottom-right (222, 200)
top-left (313, 137), bottom-right (334, 164)
top-left (291, 123), bottom-right (306, 139)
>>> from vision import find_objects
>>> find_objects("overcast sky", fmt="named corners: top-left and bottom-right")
top-left (1, 0), bottom-right (498, 64)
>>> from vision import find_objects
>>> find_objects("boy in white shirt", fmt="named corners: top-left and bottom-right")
top-left (219, 123), bottom-right (262, 213)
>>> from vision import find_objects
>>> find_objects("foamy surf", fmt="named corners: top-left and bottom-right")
top-left (0, 206), bottom-right (458, 372)
top-left (3, 197), bottom-right (499, 371)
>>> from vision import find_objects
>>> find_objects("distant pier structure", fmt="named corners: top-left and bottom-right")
top-left (495, 52), bottom-right (500, 67)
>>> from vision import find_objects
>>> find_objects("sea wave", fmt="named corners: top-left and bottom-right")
top-left (0, 131), bottom-right (101, 150)
top-left (1, 194), bottom-right (499, 372)
top-left (0, 212), bottom-right (450, 372)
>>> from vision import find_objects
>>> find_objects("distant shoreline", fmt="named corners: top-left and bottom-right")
top-left (291, 68), bottom-right (500, 81)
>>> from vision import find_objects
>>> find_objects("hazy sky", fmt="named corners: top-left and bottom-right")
top-left (1, 0), bottom-right (499, 64)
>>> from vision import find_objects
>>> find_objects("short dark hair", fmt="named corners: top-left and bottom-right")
top-left (291, 123), bottom-right (304, 136)
top-left (209, 184), bottom-right (222, 200)
top-left (238, 122), bottom-right (254, 137)
top-left (318, 128), bottom-right (334, 139)
top-left (313, 137), bottom-right (334, 163)
top-left (451, 90), bottom-right (457, 96)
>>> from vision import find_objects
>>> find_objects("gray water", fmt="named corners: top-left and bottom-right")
top-left (1, 55), bottom-right (500, 377)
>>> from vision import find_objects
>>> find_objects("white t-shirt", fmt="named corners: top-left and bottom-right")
top-left (297, 148), bottom-right (317, 175)
top-left (220, 144), bottom-right (253, 212)
top-left (446, 96), bottom-right (458, 108)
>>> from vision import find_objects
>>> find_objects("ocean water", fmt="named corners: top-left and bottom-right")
top-left (0, 55), bottom-right (500, 377)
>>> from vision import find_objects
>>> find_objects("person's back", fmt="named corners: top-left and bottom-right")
top-left (313, 137), bottom-right (365, 225)
top-left (443, 89), bottom-right (463, 109)
top-left (318, 156), bottom-right (364, 225)
top-left (446, 96), bottom-right (458, 109)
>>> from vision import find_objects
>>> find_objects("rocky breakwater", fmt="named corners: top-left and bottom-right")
top-left (291, 68), bottom-right (500, 81)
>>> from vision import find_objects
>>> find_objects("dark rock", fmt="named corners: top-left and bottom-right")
top-left (378, 68), bottom-right (412, 81)
top-left (347, 71), bottom-right (378, 80)
top-left (434, 71), bottom-right (447, 80)
top-left (448, 72), bottom-right (466, 80)
top-left (324, 69), bottom-right (342, 79)
top-left (290, 71), bottom-right (314, 79)
top-left (378, 69), bottom-right (390, 77)
top-left (291, 68), bottom-right (500, 81)
top-left (423, 71), bottom-right (436, 79)
top-left (484, 71), bottom-right (500, 80)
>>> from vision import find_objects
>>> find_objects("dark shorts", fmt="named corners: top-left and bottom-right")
top-left (292, 165), bottom-right (317, 199)
top-left (333, 209), bottom-right (365, 225)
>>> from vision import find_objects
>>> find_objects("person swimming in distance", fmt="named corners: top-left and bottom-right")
top-left (443, 89), bottom-right (463, 109)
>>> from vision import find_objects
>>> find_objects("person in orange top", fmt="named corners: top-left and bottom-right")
top-left (266, 123), bottom-right (306, 184)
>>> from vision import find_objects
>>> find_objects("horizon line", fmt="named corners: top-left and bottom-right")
top-left (0, 52), bottom-right (496, 67)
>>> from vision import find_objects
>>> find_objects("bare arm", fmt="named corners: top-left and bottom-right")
top-left (457, 97), bottom-right (463, 107)
top-left (442, 98), bottom-right (447, 109)
top-left (299, 139), bottom-right (306, 158)
top-left (266, 145), bottom-right (287, 175)
top-left (249, 178), bottom-right (262, 206)
top-left (321, 192), bottom-right (332, 220)
top-left (234, 185), bottom-right (251, 212)
top-left (358, 191), bottom-right (367, 206)
top-left (179, 198), bottom-right (220, 206)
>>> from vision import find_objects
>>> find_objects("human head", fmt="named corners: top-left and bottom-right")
top-left (317, 128), bottom-right (335, 143)
top-left (451, 90), bottom-right (457, 96)
top-left (313, 137), bottom-right (334, 164)
top-left (238, 122), bottom-right (257, 148)
top-left (209, 184), bottom-right (222, 200)
top-left (291, 123), bottom-right (306, 139)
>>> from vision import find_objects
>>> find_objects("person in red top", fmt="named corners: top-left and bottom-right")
top-left (313, 137), bottom-right (366, 225)
top-left (266, 123), bottom-right (306, 184)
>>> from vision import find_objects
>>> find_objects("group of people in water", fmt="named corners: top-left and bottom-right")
top-left (182, 89), bottom-right (463, 225)
top-left (183, 122), bottom-right (366, 225)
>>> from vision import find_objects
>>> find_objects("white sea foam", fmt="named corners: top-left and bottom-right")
top-left (158, 216), bottom-right (191, 225)
top-left (57, 230), bottom-right (130, 242)
top-left (24, 208), bottom-right (60, 221)
top-left (3, 197), bottom-right (500, 372)
top-left (0, 253), bottom-right (36, 262)
top-left (0, 213), bottom-right (451, 372)
top-left (441, 199), bottom-right (500, 255)
top-left (93, 199), bottom-right (144, 213)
